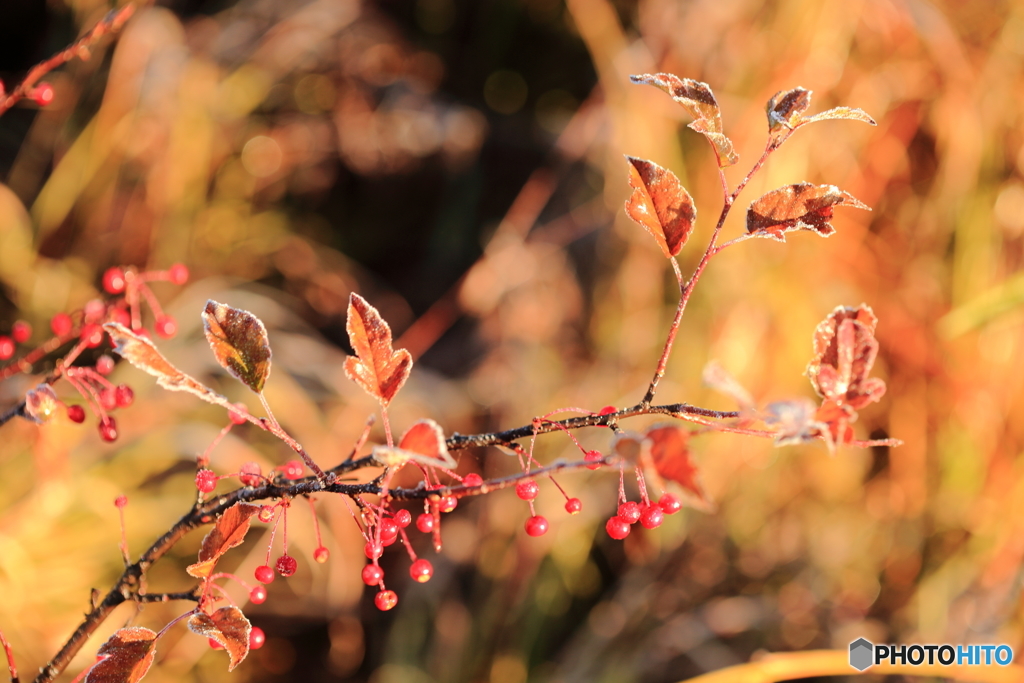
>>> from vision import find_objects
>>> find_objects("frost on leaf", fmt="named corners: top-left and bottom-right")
top-left (105, 323), bottom-right (227, 404)
top-left (629, 73), bottom-right (738, 167)
top-left (186, 502), bottom-right (261, 579)
top-left (644, 424), bottom-right (709, 507)
top-left (765, 88), bottom-right (875, 147)
top-left (202, 301), bottom-right (273, 394)
top-left (746, 183), bottom-right (869, 242)
top-left (624, 156), bottom-right (696, 258)
top-left (372, 418), bottom-right (456, 468)
top-left (84, 627), bottom-right (157, 683)
top-left (344, 293), bottom-right (412, 406)
top-left (802, 106), bottom-right (876, 126)
top-left (188, 606), bottom-right (251, 671)
top-left (806, 304), bottom-right (886, 410)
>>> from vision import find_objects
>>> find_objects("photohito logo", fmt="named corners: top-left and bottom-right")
top-left (849, 638), bottom-right (1013, 671)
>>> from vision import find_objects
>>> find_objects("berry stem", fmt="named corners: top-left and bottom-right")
top-left (0, 623), bottom-right (19, 683)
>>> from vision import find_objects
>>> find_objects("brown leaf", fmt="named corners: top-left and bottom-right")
top-left (105, 323), bottom-right (228, 404)
top-left (186, 503), bottom-right (261, 579)
top-left (766, 87), bottom-right (812, 144)
top-left (85, 627), bottom-right (157, 683)
top-left (630, 73), bottom-right (738, 167)
top-left (202, 301), bottom-right (273, 394)
top-left (624, 156), bottom-right (696, 258)
top-left (807, 304), bottom-right (886, 410)
top-left (372, 419), bottom-right (456, 468)
top-left (343, 293), bottom-right (412, 406)
top-left (746, 183), bottom-right (869, 242)
top-left (188, 606), bottom-right (251, 671)
top-left (644, 424), bottom-right (708, 505)
top-left (802, 106), bottom-right (876, 126)
top-left (763, 399), bottom-right (822, 448)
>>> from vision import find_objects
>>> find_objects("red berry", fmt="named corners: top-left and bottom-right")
top-left (115, 384), bottom-right (134, 408)
top-left (313, 546), bottom-right (330, 563)
top-left (584, 450), bottom-right (603, 470)
top-left (393, 509), bottom-right (412, 528)
top-left (98, 416), bottom-right (118, 442)
top-left (168, 263), bottom-right (189, 285)
top-left (32, 82), bottom-right (54, 106)
top-left (100, 388), bottom-right (117, 411)
top-left (195, 469), bottom-right (217, 493)
top-left (380, 518), bottom-right (399, 546)
top-left (525, 515), bottom-right (549, 537)
top-left (640, 505), bottom-right (664, 529)
top-left (84, 299), bottom-right (106, 323)
top-left (67, 405), bottom-right (86, 423)
top-left (258, 505), bottom-right (275, 523)
top-left (282, 460), bottom-right (304, 480)
top-left (155, 315), bottom-right (177, 339)
top-left (364, 542), bottom-right (383, 559)
top-left (102, 267), bottom-right (126, 294)
top-left (249, 585), bottom-right (267, 604)
top-left (565, 498), bottom-right (582, 515)
top-left (598, 405), bottom-right (617, 416)
top-left (659, 493), bottom-right (682, 515)
top-left (515, 479), bottom-right (539, 501)
top-left (438, 496), bottom-right (457, 513)
top-left (416, 513), bottom-right (435, 533)
top-left (11, 321), bottom-right (30, 344)
top-left (617, 501), bottom-right (641, 525)
top-left (208, 638), bottom-right (223, 650)
top-left (409, 558), bottom-right (433, 583)
top-left (109, 308), bottom-right (130, 327)
top-left (249, 627), bottom-right (266, 650)
top-left (239, 462), bottom-right (262, 487)
top-left (606, 516), bottom-right (630, 540)
top-left (0, 336), bottom-right (13, 360)
top-left (361, 563), bottom-right (384, 586)
top-left (275, 554), bottom-right (297, 577)
top-left (254, 565), bottom-right (275, 584)
top-left (114, 495), bottom-right (128, 509)
top-left (462, 473), bottom-right (483, 487)
top-left (375, 590), bottom-right (398, 611)
top-left (80, 323), bottom-right (104, 348)
top-left (50, 313), bottom-right (72, 337)
top-left (229, 403), bottom-right (248, 425)
top-left (96, 354), bottom-right (115, 375)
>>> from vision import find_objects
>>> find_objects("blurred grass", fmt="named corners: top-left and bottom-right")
top-left (1, 0), bottom-right (1023, 682)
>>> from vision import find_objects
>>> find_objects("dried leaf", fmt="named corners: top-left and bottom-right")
top-left (202, 301), bottom-right (272, 394)
top-left (702, 360), bottom-right (754, 411)
top-left (85, 627), bottom-right (157, 683)
top-left (372, 419), bottom-right (457, 469)
top-left (802, 106), bottom-right (876, 126)
top-left (763, 399), bottom-right (823, 447)
top-left (624, 156), bottom-right (696, 258)
top-left (766, 87), bottom-right (812, 145)
top-left (186, 503), bottom-right (261, 579)
top-left (630, 73), bottom-right (738, 167)
top-left (807, 305), bottom-right (886, 410)
top-left (644, 424), bottom-right (708, 505)
top-left (343, 293), bottom-right (412, 406)
top-left (188, 606), bottom-right (251, 671)
top-left (746, 183), bottom-right (869, 242)
top-left (610, 431), bottom-right (644, 463)
top-left (105, 323), bottom-right (228, 405)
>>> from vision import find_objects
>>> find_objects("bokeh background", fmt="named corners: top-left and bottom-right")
top-left (0, 0), bottom-right (1022, 681)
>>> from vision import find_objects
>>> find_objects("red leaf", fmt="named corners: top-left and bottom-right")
top-left (643, 424), bottom-right (708, 505)
top-left (746, 183), bottom-right (869, 242)
top-left (372, 419), bottom-right (456, 468)
top-left (188, 606), bottom-right (251, 671)
top-left (630, 73), bottom-right (738, 167)
top-left (343, 293), bottom-right (412, 406)
top-left (202, 301), bottom-right (273, 394)
top-left (807, 305), bottom-right (886, 410)
top-left (186, 503), bottom-right (261, 579)
top-left (85, 627), bottom-right (157, 683)
top-left (624, 156), bottom-right (696, 258)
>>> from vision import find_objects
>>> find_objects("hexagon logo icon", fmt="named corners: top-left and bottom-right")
top-left (849, 638), bottom-right (873, 671)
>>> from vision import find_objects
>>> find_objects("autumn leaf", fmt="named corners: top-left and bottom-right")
top-left (372, 418), bottom-right (456, 468)
top-left (343, 293), bottom-right (412, 406)
top-left (202, 301), bottom-right (273, 394)
top-left (643, 424), bottom-right (709, 506)
top-left (802, 106), bottom-right (876, 127)
top-left (624, 156), bottom-right (696, 258)
top-left (630, 73), bottom-right (739, 167)
top-left (746, 183), bottom-right (869, 242)
top-left (84, 627), bottom-right (157, 683)
top-left (105, 323), bottom-right (228, 405)
top-left (188, 606), bottom-right (251, 671)
top-left (806, 304), bottom-right (886, 410)
top-left (186, 503), bottom-right (261, 579)
top-left (763, 399), bottom-right (823, 447)
top-left (765, 87), bottom-right (811, 145)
